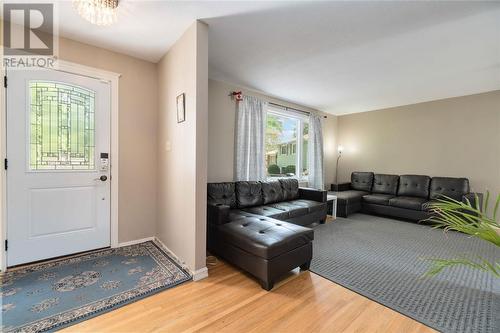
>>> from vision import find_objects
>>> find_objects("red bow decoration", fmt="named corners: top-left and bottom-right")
top-left (231, 91), bottom-right (243, 102)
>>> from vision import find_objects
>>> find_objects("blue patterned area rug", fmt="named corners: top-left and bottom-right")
top-left (1, 241), bottom-right (191, 332)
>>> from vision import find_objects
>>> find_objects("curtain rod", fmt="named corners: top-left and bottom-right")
top-left (268, 102), bottom-right (310, 116)
top-left (229, 91), bottom-right (327, 118)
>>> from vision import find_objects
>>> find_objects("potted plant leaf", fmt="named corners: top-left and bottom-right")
top-left (423, 192), bottom-right (500, 278)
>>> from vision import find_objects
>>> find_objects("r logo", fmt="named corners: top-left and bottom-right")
top-left (3, 3), bottom-right (54, 56)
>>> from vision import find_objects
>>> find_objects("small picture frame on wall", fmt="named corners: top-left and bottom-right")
top-left (177, 93), bottom-right (185, 123)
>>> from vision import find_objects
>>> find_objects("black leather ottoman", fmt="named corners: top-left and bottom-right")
top-left (208, 216), bottom-right (314, 290)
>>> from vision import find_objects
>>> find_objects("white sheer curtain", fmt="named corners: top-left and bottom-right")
top-left (308, 113), bottom-right (324, 189)
top-left (234, 95), bottom-right (267, 181)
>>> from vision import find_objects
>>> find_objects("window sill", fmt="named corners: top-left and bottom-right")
top-left (266, 176), bottom-right (308, 182)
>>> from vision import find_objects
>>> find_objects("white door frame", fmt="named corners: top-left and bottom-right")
top-left (0, 60), bottom-right (121, 271)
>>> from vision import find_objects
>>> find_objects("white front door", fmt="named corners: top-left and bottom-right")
top-left (6, 69), bottom-right (111, 266)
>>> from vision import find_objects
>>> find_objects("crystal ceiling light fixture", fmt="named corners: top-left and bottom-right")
top-left (73, 0), bottom-right (119, 26)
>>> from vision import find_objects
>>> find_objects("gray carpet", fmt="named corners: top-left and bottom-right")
top-left (310, 214), bottom-right (499, 333)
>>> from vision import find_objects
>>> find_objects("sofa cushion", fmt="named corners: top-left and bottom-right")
top-left (372, 174), bottom-right (399, 195)
top-left (228, 209), bottom-right (258, 221)
top-left (207, 182), bottom-right (236, 208)
top-left (362, 194), bottom-right (394, 206)
top-left (279, 178), bottom-right (300, 200)
top-left (334, 190), bottom-right (368, 205)
top-left (351, 172), bottom-right (374, 192)
top-left (288, 199), bottom-right (327, 213)
top-left (261, 181), bottom-right (284, 204)
top-left (216, 217), bottom-right (314, 259)
top-left (236, 181), bottom-right (263, 208)
top-left (430, 177), bottom-right (470, 201)
top-left (422, 200), bottom-right (438, 212)
top-left (269, 202), bottom-right (309, 218)
top-left (241, 206), bottom-right (290, 220)
top-left (389, 196), bottom-right (428, 211)
top-left (397, 175), bottom-right (430, 198)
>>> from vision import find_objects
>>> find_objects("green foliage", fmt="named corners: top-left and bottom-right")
top-left (423, 192), bottom-right (500, 278)
top-left (265, 115), bottom-right (283, 153)
top-left (283, 165), bottom-right (296, 174)
top-left (424, 258), bottom-right (500, 278)
top-left (267, 164), bottom-right (281, 175)
top-left (303, 122), bottom-right (309, 135)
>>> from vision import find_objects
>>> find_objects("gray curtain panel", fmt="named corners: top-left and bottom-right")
top-left (234, 95), bottom-right (267, 181)
top-left (308, 113), bottom-right (324, 189)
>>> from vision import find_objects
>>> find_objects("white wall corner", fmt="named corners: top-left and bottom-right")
top-left (153, 236), bottom-right (193, 274)
top-left (153, 237), bottom-right (208, 281)
top-left (192, 267), bottom-right (208, 281)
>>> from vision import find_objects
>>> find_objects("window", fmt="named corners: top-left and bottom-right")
top-left (29, 81), bottom-right (96, 170)
top-left (265, 108), bottom-right (308, 179)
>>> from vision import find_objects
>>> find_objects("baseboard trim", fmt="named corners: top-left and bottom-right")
top-left (117, 237), bottom-right (155, 248)
top-left (192, 267), bottom-right (208, 281)
top-left (152, 237), bottom-right (208, 281)
top-left (153, 237), bottom-right (193, 274)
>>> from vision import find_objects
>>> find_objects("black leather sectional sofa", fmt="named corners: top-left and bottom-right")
top-left (332, 172), bottom-right (481, 221)
top-left (207, 179), bottom-right (327, 290)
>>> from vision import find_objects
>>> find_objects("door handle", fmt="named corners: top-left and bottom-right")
top-left (94, 175), bottom-right (108, 182)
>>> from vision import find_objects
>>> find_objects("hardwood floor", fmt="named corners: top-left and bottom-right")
top-left (63, 258), bottom-right (435, 333)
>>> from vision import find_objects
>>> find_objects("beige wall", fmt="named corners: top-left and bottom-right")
top-left (208, 79), bottom-right (338, 187)
top-left (58, 37), bottom-right (159, 243)
top-left (157, 21), bottom-right (208, 272)
top-left (337, 90), bottom-right (500, 193)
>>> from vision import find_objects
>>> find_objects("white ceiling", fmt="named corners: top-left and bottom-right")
top-left (7, 1), bottom-right (500, 115)
top-left (53, 0), bottom-right (289, 62)
top-left (207, 1), bottom-right (500, 114)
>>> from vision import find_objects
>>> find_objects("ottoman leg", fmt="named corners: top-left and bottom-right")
top-left (260, 279), bottom-right (274, 291)
top-left (300, 260), bottom-right (311, 271)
